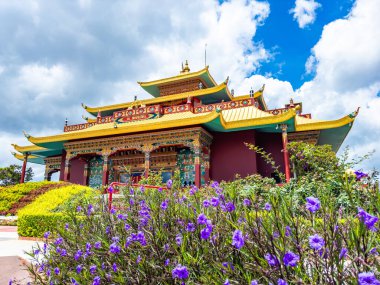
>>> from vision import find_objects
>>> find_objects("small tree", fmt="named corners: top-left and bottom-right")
top-left (0, 164), bottom-right (34, 186)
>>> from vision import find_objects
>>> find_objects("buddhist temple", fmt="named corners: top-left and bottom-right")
top-left (12, 62), bottom-right (358, 188)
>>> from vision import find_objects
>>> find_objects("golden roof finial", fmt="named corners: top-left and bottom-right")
top-left (182, 60), bottom-right (190, 73)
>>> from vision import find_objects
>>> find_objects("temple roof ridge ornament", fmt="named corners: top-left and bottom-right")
top-left (23, 130), bottom-right (30, 139)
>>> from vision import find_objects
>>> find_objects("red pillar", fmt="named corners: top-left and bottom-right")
top-left (144, 151), bottom-right (150, 179)
top-left (281, 124), bottom-right (291, 183)
top-left (102, 155), bottom-right (109, 186)
top-left (194, 147), bottom-right (201, 188)
top-left (63, 159), bottom-right (70, 181)
top-left (20, 153), bottom-right (29, 183)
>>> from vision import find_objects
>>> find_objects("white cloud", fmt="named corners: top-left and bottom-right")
top-left (18, 64), bottom-right (72, 100)
top-left (295, 0), bottom-right (380, 170)
top-left (290, 0), bottom-right (321, 28)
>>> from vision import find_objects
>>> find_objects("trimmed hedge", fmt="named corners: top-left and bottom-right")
top-left (17, 185), bottom-right (95, 237)
top-left (0, 181), bottom-right (62, 215)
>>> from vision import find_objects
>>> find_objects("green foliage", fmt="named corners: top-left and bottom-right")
top-left (22, 167), bottom-right (380, 284)
top-left (0, 181), bottom-right (58, 214)
top-left (0, 164), bottom-right (34, 186)
top-left (288, 142), bottom-right (341, 180)
top-left (17, 185), bottom-right (95, 237)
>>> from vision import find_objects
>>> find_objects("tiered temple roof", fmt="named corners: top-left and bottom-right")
top-left (12, 62), bottom-right (358, 165)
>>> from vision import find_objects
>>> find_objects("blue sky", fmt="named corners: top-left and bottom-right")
top-left (255, 0), bottom-right (354, 88)
top-left (0, 0), bottom-right (379, 179)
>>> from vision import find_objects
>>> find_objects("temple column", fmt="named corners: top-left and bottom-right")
top-left (63, 157), bottom-right (71, 182)
top-left (83, 162), bottom-right (89, 186)
top-left (144, 151), bottom-right (150, 179)
top-left (44, 167), bottom-right (50, 181)
top-left (102, 155), bottom-right (109, 186)
top-left (281, 124), bottom-right (291, 183)
top-left (194, 144), bottom-right (201, 188)
top-left (204, 148), bottom-right (210, 184)
top-left (20, 153), bottom-right (29, 184)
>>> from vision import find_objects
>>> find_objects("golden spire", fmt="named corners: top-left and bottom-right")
top-left (180, 60), bottom-right (190, 74)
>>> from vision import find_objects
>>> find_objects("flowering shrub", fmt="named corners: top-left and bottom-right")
top-left (20, 168), bottom-right (380, 284)
top-left (17, 185), bottom-right (95, 237)
top-left (0, 181), bottom-right (63, 215)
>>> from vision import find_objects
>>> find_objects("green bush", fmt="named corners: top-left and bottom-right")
top-left (0, 181), bottom-right (60, 214)
top-left (17, 185), bottom-right (95, 237)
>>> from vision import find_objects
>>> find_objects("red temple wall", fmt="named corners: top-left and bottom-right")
top-left (59, 151), bottom-right (66, 181)
top-left (210, 130), bottom-right (257, 182)
top-left (69, 158), bottom-right (86, 185)
top-left (255, 132), bottom-right (284, 178)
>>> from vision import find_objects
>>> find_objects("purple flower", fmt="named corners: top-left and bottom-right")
top-left (94, 241), bottom-right (101, 249)
top-left (264, 202), bottom-right (271, 211)
top-left (285, 226), bottom-right (292, 237)
top-left (112, 263), bottom-right (117, 272)
top-left (358, 207), bottom-right (378, 231)
top-left (200, 225), bottom-right (212, 240)
top-left (74, 250), bottom-right (82, 261)
top-left (76, 205), bottom-right (82, 212)
top-left (176, 234), bottom-right (182, 246)
top-left (203, 199), bottom-right (211, 208)
top-left (339, 248), bottom-right (348, 259)
top-left (165, 259), bottom-right (170, 266)
top-left (124, 223), bottom-right (131, 231)
top-left (87, 204), bottom-right (94, 216)
top-left (89, 265), bottom-right (97, 275)
top-left (92, 276), bottom-right (101, 285)
top-left (189, 186), bottom-right (197, 195)
top-left (54, 237), bottom-right (63, 245)
top-left (243, 198), bottom-right (251, 206)
top-left (211, 197), bottom-right (219, 207)
top-left (251, 281), bottom-right (258, 285)
top-left (265, 253), bottom-right (279, 267)
top-left (222, 201), bottom-right (235, 212)
top-left (158, 187), bottom-right (163, 192)
top-left (224, 279), bottom-right (230, 285)
top-left (161, 200), bottom-right (169, 211)
top-left (211, 181), bottom-right (220, 189)
top-left (43, 231), bottom-right (50, 239)
top-left (232, 229), bottom-right (245, 249)
top-left (309, 234), bottom-right (325, 250)
top-left (358, 272), bottom-right (380, 285)
top-left (117, 214), bottom-right (127, 220)
top-left (54, 267), bottom-right (60, 275)
top-left (65, 223), bottom-right (69, 230)
top-left (278, 279), bottom-right (288, 285)
top-left (186, 222), bottom-right (196, 232)
top-left (197, 213), bottom-right (208, 225)
top-left (109, 242), bottom-right (121, 254)
top-left (108, 186), bottom-right (114, 193)
top-left (283, 251), bottom-right (300, 267)
top-left (60, 249), bottom-right (67, 257)
top-left (172, 264), bottom-right (189, 280)
top-left (71, 278), bottom-right (79, 285)
top-left (355, 171), bottom-right (368, 181)
top-left (166, 179), bottom-right (173, 189)
top-left (136, 255), bottom-right (142, 264)
top-left (306, 197), bottom-right (321, 212)
top-left (76, 264), bottom-right (83, 274)
top-left (140, 185), bottom-right (145, 192)
top-left (370, 248), bottom-right (378, 255)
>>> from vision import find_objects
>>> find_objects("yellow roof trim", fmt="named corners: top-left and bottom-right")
top-left (83, 82), bottom-right (228, 113)
top-left (27, 111), bottom-right (221, 144)
top-left (220, 107), bottom-right (297, 129)
top-left (138, 66), bottom-right (217, 87)
top-left (295, 114), bottom-right (356, 132)
top-left (12, 152), bottom-right (40, 161)
top-left (12, 144), bottom-right (47, 153)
